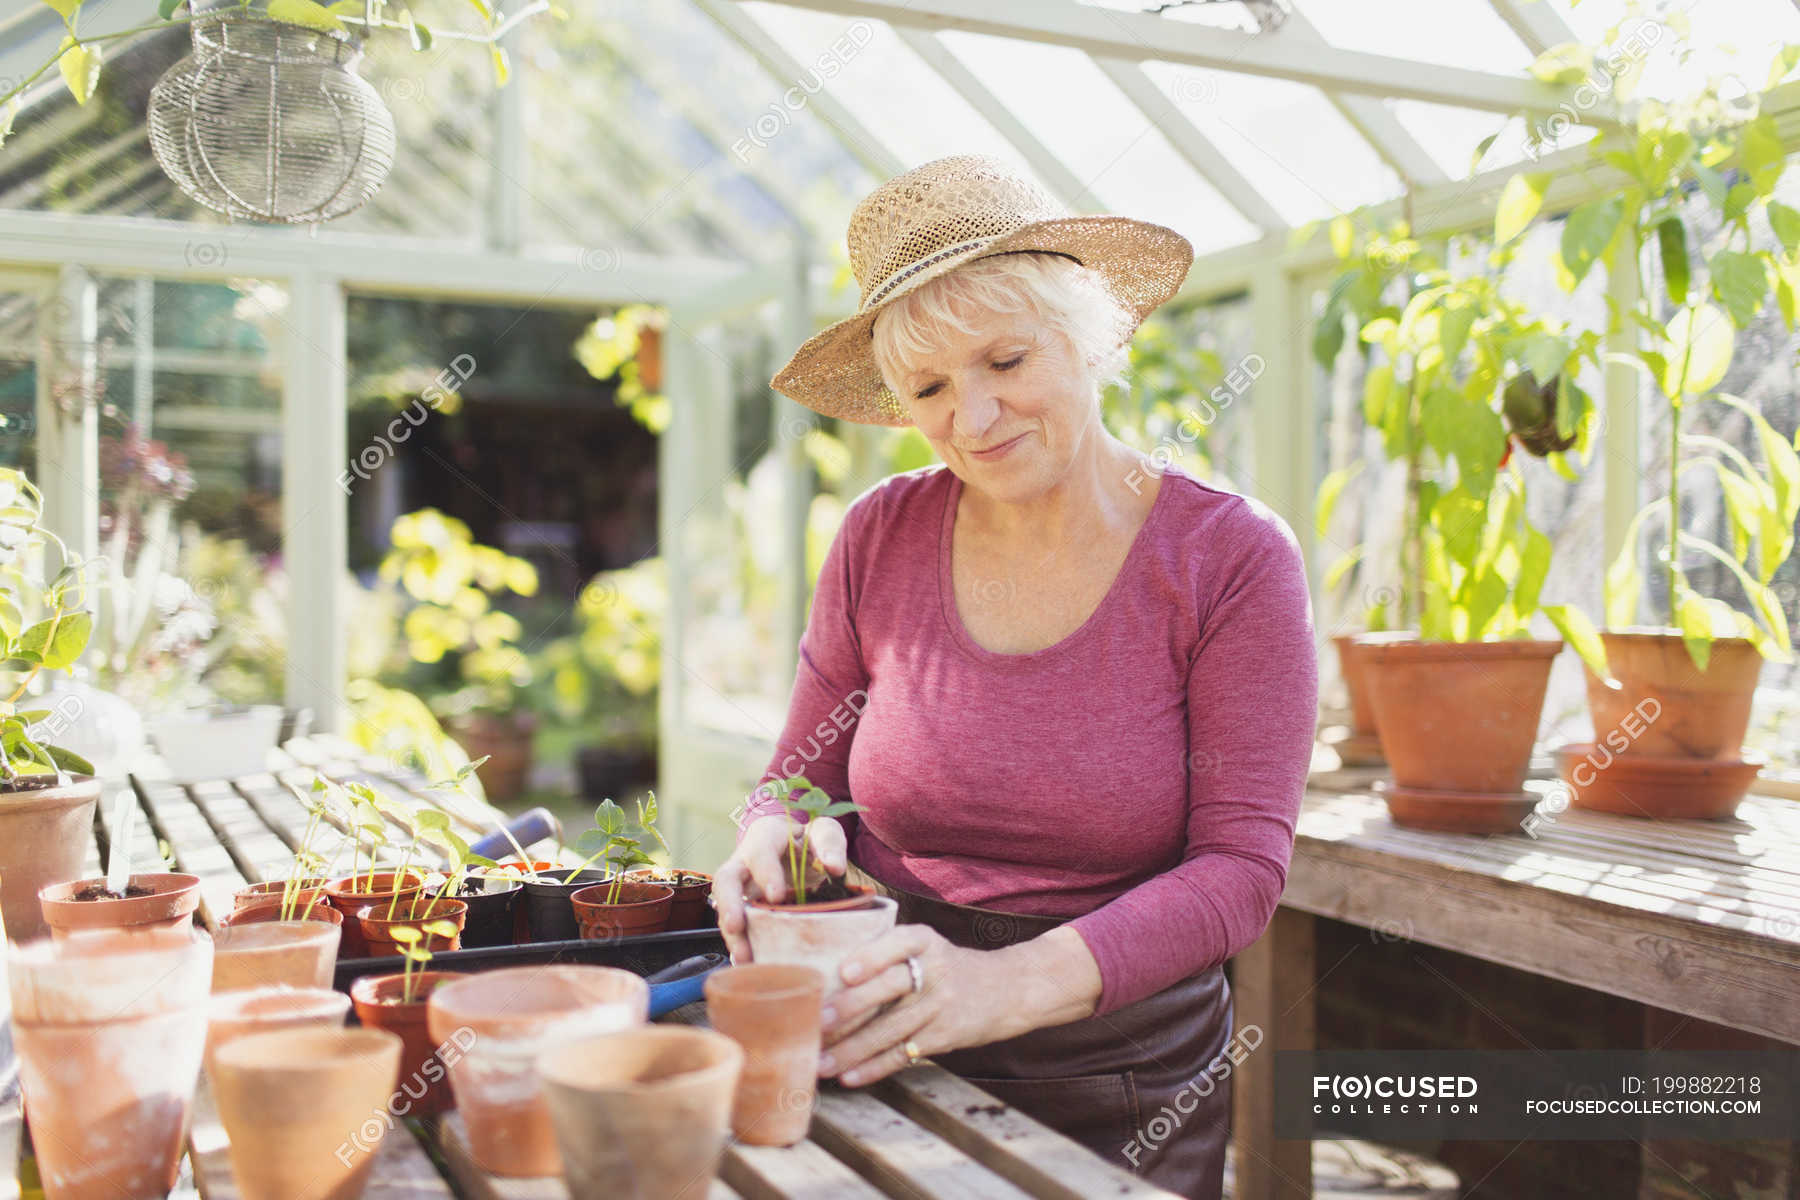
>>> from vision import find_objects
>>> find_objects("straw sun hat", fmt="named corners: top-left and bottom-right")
top-left (770, 154), bottom-right (1195, 427)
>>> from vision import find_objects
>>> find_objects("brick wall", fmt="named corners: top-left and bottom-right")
top-left (1302, 916), bottom-right (1797, 1199)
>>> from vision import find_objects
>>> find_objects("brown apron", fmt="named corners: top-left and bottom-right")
top-left (849, 864), bottom-right (1233, 1200)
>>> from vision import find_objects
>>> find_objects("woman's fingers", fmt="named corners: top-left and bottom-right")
top-left (711, 859), bottom-right (752, 963)
top-left (805, 816), bottom-right (848, 875)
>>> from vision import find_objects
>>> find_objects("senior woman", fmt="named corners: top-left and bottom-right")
top-left (711, 155), bottom-right (1317, 1200)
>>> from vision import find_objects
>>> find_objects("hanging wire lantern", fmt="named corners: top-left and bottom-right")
top-left (147, 4), bottom-right (396, 224)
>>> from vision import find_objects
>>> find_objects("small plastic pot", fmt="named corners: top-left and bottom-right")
top-left (458, 875), bottom-right (523, 948)
top-left (230, 878), bottom-right (330, 918)
top-left (325, 871), bottom-right (427, 958)
top-left (520, 869), bottom-right (607, 943)
top-left (349, 971), bottom-right (470, 1117)
top-left (356, 897), bottom-right (469, 958)
top-left (38, 872), bottom-right (201, 944)
top-left (223, 898), bottom-right (345, 929)
top-left (571, 881), bottom-right (674, 942)
top-left (625, 868), bottom-right (715, 930)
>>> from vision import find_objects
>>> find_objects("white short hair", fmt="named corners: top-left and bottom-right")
top-left (871, 252), bottom-right (1133, 404)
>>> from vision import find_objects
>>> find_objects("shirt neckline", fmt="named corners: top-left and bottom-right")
top-left (936, 461), bottom-right (1176, 667)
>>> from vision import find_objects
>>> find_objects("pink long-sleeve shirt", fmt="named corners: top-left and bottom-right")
top-left (738, 462), bottom-right (1318, 1016)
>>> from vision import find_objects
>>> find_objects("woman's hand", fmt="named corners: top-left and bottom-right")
top-left (814, 925), bottom-right (1022, 1088)
top-left (711, 813), bottom-right (848, 964)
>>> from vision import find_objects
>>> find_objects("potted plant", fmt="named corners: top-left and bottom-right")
top-left (347, 930), bottom-right (467, 1117)
top-left (0, 467), bottom-right (103, 944)
top-left (743, 776), bottom-right (895, 992)
top-left (1499, 73), bottom-right (1800, 818)
top-left (1316, 233), bottom-right (1589, 831)
top-left (516, 800), bottom-right (642, 942)
top-left (609, 790), bottom-right (714, 930)
top-left (39, 870), bottom-right (202, 940)
top-left (318, 778), bottom-right (427, 954)
top-left (570, 798), bottom-right (674, 941)
top-left (418, 760), bottom-right (519, 947)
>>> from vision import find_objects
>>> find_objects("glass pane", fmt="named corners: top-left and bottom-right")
top-left (1293, 0), bottom-right (1532, 73)
top-left (934, 30), bottom-right (1261, 254)
top-left (0, 290), bottom-right (38, 476)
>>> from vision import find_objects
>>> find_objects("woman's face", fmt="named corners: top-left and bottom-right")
top-left (884, 311), bottom-right (1097, 505)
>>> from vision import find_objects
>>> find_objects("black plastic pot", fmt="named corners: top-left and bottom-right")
top-left (459, 880), bottom-right (523, 948)
top-left (521, 869), bottom-right (607, 942)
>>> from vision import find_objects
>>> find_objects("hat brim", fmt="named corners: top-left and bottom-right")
top-left (770, 215), bottom-right (1195, 427)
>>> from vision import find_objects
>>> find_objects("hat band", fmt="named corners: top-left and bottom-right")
top-left (860, 236), bottom-right (998, 311)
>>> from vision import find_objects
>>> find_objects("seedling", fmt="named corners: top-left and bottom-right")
top-left (389, 921), bottom-right (461, 1005)
top-left (414, 808), bottom-right (498, 912)
top-left (759, 775), bottom-right (863, 905)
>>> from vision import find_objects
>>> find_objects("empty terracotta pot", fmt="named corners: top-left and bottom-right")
top-left (355, 897), bottom-right (469, 957)
top-left (744, 893), bottom-right (897, 996)
top-left (8, 931), bottom-right (213, 1200)
top-left (211, 1027), bottom-right (403, 1200)
top-left (205, 985), bottom-right (350, 1079)
top-left (625, 868), bottom-right (715, 930)
top-left (231, 878), bottom-right (331, 919)
top-left (225, 898), bottom-right (345, 929)
top-left (428, 965), bottom-right (650, 1176)
top-left (538, 1027), bottom-right (743, 1200)
top-left (211, 919), bottom-right (341, 992)
top-left (325, 871), bottom-right (427, 958)
top-left (704, 964), bottom-right (825, 1147)
top-left (0, 775), bottom-right (101, 943)
top-left (1558, 743), bottom-right (1762, 820)
top-left (571, 881), bottom-right (674, 942)
top-left (348, 971), bottom-right (470, 1118)
top-left (38, 871), bottom-right (201, 943)
top-left (1585, 630), bottom-right (1762, 760)
top-left (1331, 634), bottom-right (1385, 766)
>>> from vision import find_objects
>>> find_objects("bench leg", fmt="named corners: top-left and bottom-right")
top-left (1230, 905), bottom-right (1315, 1200)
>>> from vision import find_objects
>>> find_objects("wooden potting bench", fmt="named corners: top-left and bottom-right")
top-left (0, 733), bottom-right (1476, 1199)
top-left (1229, 757), bottom-right (1800, 1200)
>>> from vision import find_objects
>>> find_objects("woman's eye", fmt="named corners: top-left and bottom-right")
top-left (915, 383), bottom-right (942, 399)
top-left (994, 355), bottom-right (1025, 371)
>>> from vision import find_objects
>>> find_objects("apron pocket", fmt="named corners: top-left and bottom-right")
top-left (957, 1070), bottom-right (1142, 1164)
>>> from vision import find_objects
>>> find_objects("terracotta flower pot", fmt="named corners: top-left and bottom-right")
top-left (349, 971), bottom-right (470, 1118)
top-left (458, 875), bottom-right (523, 948)
top-left (205, 985), bottom-right (350, 1079)
top-left (326, 871), bottom-right (427, 958)
top-left (571, 881), bottom-right (674, 942)
top-left (744, 891), bottom-right (897, 996)
top-left (0, 774), bottom-right (101, 943)
top-left (38, 871), bottom-right (201, 943)
top-left (211, 919), bottom-right (342, 992)
top-left (447, 711), bottom-right (537, 805)
top-left (1558, 743), bottom-right (1763, 821)
top-left (520, 868), bottom-right (608, 942)
top-left (225, 897), bottom-right (346, 929)
top-left (1330, 634), bottom-right (1385, 766)
top-left (1585, 630), bottom-right (1763, 760)
top-left (211, 1027), bottom-right (403, 1200)
top-left (703, 963), bottom-right (826, 1147)
top-left (1357, 635), bottom-right (1563, 833)
top-left (538, 1027), bottom-right (743, 1200)
top-left (428, 965), bottom-right (649, 1176)
top-left (355, 897), bottom-right (469, 957)
top-left (625, 868), bottom-right (715, 930)
top-left (8, 931), bottom-right (213, 1200)
top-left (231, 878), bottom-right (330, 918)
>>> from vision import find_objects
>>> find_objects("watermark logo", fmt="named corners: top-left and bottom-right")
top-left (732, 22), bottom-right (875, 160)
top-left (334, 1025), bottom-right (477, 1166)
top-left (1125, 353), bottom-right (1265, 494)
top-left (1120, 1023), bottom-right (1262, 1169)
top-left (338, 353), bottom-right (477, 494)
top-left (1522, 697), bottom-right (1661, 837)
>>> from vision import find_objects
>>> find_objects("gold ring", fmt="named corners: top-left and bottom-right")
top-left (903, 1039), bottom-right (922, 1066)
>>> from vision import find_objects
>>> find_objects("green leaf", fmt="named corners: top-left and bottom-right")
top-left (1433, 488), bottom-right (1487, 568)
top-left (1543, 604), bottom-right (1608, 678)
top-left (1495, 173), bottom-right (1550, 246)
top-left (490, 44), bottom-right (510, 88)
top-left (1439, 304), bottom-right (1476, 366)
top-left (266, 0), bottom-right (345, 32)
top-left (1315, 463), bottom-right (1362, 538)
top-left (1362, 363), bottom-right (1395, 428)
top-left (1710, 250), bottom-right (1769, 328)
top-left (422, 919), bottom-right (459, 939)
top-left (1558, 196), bottom-right (1626, 291)
top-left (1715, 393), bottom-right (1800, 535)
top-left (158, 0), bottom-right (185, 19)
top-left (40, 0), bottom-right (80, 20)
top-left (1740, 113), bottom-right (1785, 195)
top-left (1329, 215), bottom-right (1354, 262)
top-left (57, 38), bottom-right (100, 106)
top-left (1529, 42), bottom-right (1592, 85)
top-left (1656, 217), bottom-right (1688, 306)
top-left (1661, 304), bottom-right (1733, 398)
top-left (0, 596), bottom-right (20, 641)
top-left (404, 11), bottom-right (433, 50)
top-left (17, 611), bottom-right (90, 670)
top-left (1515, 525), bottom-right (1552, 616)
top-left (1769, 202), bottom-right (1800, 257)
top-left (1673, 582), bottom-right (1715, 671)
top-left (43, 744), bottom-right (93, 776)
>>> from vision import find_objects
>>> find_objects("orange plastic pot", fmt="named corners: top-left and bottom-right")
top-left (349, 971), bottom-right (470, 1117)
top-left (325, 871), bottom-right (427, 958)
top-left (356, 897), bottom-right (469, 957)
top-left (571, 881), bottom-right (673, 942)
top-left (625, 868), bottom-right (714, 930)
top-left (231, 878), bottom-right (330, 918)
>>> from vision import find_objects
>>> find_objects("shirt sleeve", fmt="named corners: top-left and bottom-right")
top-left (736, 495), bottom-right (871, 847)
top-left (1065, 499), bottom-right (1318, 1015)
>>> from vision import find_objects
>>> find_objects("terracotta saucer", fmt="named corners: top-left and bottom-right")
top-left (1556, 743), bottom-right (1760, 821)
